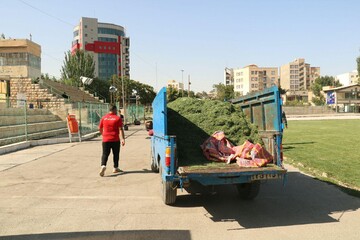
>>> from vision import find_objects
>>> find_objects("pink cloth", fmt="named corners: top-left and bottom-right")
top-left (201, 131), bottom-right (273, 167)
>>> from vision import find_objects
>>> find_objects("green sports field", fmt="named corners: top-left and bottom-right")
top-left (282, 119), bottom-right (360, 194)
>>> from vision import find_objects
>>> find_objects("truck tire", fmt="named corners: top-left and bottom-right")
top-left (236, 181), bottom-right (260, 200)
top-left (150, 150), bottom-right (159, 173)
top-left (159, 164), bottom-right (177, 205)
top-left (162, 180), bottom-right (177, 205)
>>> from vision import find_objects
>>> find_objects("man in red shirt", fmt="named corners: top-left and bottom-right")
top-left (99, 105), bottom-right (125, 177)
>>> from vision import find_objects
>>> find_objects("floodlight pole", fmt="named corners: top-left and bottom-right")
top-left (120, 39), bottom-right (126, 125)
top-left (181, 69), bottom-right (184, 97)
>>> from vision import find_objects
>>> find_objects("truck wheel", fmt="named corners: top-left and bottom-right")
top-left (160, 164), bottom-right (177, 205)
top-left (162, 180), bottom-right (177, 205)
top-left (150, 150), bottom-right (159, 173)
top-left (236, 181), bottom-right (260, 200)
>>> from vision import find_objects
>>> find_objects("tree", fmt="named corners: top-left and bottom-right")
top-left (167, 87), bottom-right (180, 102)
top-left (110, 75), bottom-right (156, 106)
top-left (195, 91), bottom-right (209, 99)
top-left (311, 76), bottom-right (342, 105)
top-left (61, 50), bottom-right (95, 87)
top-left (212, 83), bottom-right (234, 101)
top-left (84, 78), bottom-right (111, 103)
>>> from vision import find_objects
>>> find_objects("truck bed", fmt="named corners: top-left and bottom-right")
top-left (178, 163), bottom-right (286, 175)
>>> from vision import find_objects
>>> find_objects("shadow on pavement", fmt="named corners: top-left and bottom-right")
top-left (0, 230), bottom-right (191, 240)
top-left (174, 171), bottom-right (360, 229)
top-left (104, 169), bottom-right (153, 177)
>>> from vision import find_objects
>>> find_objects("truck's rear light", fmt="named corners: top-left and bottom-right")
top-left (280, 144), bottom-right (283, 162)
top-left (165, 147), bottom-right (171, 167)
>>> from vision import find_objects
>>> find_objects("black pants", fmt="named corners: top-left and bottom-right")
top-left (101, 141), bottom-right (120, 168)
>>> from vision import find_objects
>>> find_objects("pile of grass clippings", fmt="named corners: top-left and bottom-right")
top-left (167, 97), bottom-right (261, 166)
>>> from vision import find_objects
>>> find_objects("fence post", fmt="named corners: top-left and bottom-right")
top-left (24, 100), bottom-right (28, 141)
top-left (78, 102), bottom-right (82, 137)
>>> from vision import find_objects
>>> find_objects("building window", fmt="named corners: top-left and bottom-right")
top-left (98, 27), bottom-right (125, 36)
top-left (98, 37), bottom-right (117, 42)
top-left (84, 25), bottom-right (87, 28)
top-left (271, 70), bottom-right (275, 75)
top-left (85, 33), bottom-right (88, 37)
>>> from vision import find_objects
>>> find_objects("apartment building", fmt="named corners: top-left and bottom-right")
top-left (231, 64), bottom-right (278, 96)
top-left (72, 17), bottom-right (130, 81)
top-left (167, 80), bottom-right (184, 91)
top-left (224, 67), bottom-right (234, 86)
top-left (335, 70), bottom-right (359, 86)
top-left (280, 58), bottom-right (320, 91)
top-left (0, 39), bottom-right (41, 79)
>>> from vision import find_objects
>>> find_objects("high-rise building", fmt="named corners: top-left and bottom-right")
top-left (0, 39), bottom-right (41, 79)
top-left (230, 64), bottom-right (278, 96)
top-left (72, 17), bottom-right (130, 81)
top-left (335, 70), bottom-right (358, 86)
top-left (280, 58), bottom-right (320, 91)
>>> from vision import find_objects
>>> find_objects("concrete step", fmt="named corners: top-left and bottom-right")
top-left (0, 121), bottom-right (67, 138)
top-left (0, 128), bottom-right (69, 147)
top-left (0, 108), bottom-right (53, 116)
top-left (0, 115), bottom-right (62, 127)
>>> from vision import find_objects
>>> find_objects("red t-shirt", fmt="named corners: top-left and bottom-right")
top-left (99, 112), bottom-right (123, 142)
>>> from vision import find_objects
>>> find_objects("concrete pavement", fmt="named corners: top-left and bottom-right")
top-left (0, 124), bottom-right (360, 240)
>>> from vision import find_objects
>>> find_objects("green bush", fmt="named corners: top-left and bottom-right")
top-left (167, 98), bottom-right (261, 166)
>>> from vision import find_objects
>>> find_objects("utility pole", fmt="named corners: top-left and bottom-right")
top-left (188, 74), bottom-right (191, 97)
top-left (120, 37), bottom-right (126, 126)
top-left (181, 69), bottom-right (184, 97)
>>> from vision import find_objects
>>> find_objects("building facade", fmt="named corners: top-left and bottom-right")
top-left (335, 70), bottom-right (359, 86)
top-left (323, 84), bottom-right (360, 113)
top-left (0, 39), bottom-right (41, 79)
top-left (280, 58), bottom-right (320, 102)
top-left (167, 80), bottom-right (184, 91)
top-left (280, 58), bottom-right (320, 91)
top-left (230, 64), bottom-right (278, 96)
top-left (72, 17), bottom-right (130, 81)
top-left (224, 67), bottom-right (234, 86)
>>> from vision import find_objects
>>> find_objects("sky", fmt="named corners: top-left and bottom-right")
top-left (2, 0), bottom-right (360, 92)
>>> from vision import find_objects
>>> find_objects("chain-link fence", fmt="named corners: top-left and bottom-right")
top-left (0, 97), bottom-right (152, 146)
top-left (0, 97), bottom-right (109, 146)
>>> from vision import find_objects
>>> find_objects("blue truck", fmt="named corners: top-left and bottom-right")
top-left (150, 86), bottom-right (287, 205)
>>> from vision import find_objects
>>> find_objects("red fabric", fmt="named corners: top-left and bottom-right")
top-left (99, 113), bottom-right (123, 142)
top-left (201, 131), bottom-right (273, 167)
top-left (200, 131), bottom-right (235, 162)
top-left (236, 158), bottom-right (268, 167)
top-left (239, 140), bottom-right (254, 159)
top-left (251, 143), bottom-right (273, 163)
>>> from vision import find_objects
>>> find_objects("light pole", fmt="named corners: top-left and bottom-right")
top-left (188, 74), bottom-right (191, 97)
top-left (109, 85), bottom-right (117, 104)
top-left (181, 69), bottom-right (184, 97)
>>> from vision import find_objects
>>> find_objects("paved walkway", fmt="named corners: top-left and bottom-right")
top-left (0, 124), bottom-right (360, 240)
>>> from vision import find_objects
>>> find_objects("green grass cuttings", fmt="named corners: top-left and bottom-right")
top-left (167, 98), bottom-right (261, 166)
top-left (283, 119), bottom-right (360, 194)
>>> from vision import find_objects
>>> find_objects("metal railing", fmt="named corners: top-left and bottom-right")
top-left (0, 97), bottom-right (152, 146)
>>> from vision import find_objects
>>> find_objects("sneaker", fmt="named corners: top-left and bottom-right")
top-left (99, 165), bottom-right (106, 177)
top-left (113, 168), bottom-right (123, 173)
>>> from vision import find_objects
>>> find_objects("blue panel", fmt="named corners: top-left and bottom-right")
top-left (231, 86), bottom-right (282, 132)
top-left (152, 87), bottom-right (167, 137)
